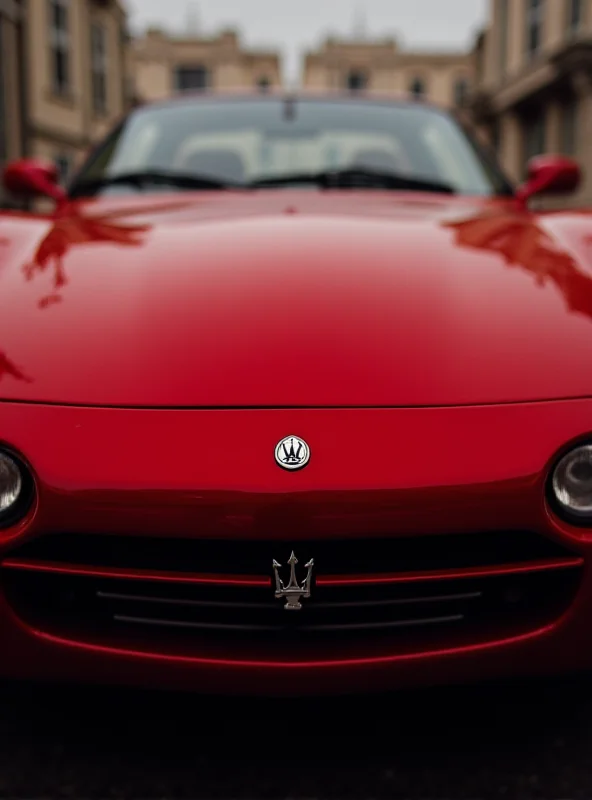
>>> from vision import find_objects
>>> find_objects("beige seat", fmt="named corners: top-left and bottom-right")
top-left (182, 149), bottom-right (247, 183)
top-left (349, 148), bottom-right (406, 173)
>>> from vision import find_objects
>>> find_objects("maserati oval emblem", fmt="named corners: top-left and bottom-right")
top-left (274, 435), bottom-right (310, 471)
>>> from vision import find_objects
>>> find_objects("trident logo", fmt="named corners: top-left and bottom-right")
top-left (272, 551), bottom-right (315, 610)
top-left (274, 436), bottom-right (311, 471)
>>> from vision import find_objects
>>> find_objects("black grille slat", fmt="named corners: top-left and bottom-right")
top-left (113, 612), bottom-right (466, 633)
top-left (115, 616), bottom-right (279, 632)
top-left (316, 592), bottom-right (482, 608)
top-left (301, 615), bottom-right (465, 631)
top-left (96, 588), bottom-right (483, 610)
top-left (5, 530), bottom-right (576, 576)
top-left (91, 579), bottom-right (484, 629)
top-left (97, 591), bottom-right (272, 610)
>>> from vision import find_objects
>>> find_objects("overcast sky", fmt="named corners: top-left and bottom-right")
top-left (124, 0), bottom-right (488, 84)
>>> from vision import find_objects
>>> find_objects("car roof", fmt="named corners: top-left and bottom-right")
top-left (137, 88), bottom-right (448, 115)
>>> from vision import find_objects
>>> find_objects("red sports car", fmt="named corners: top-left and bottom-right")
top-left (0, 92), bottom-right (590, 695)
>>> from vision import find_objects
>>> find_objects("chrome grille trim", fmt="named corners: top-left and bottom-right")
top-left (113, 612), bottom-right (465, 633)
top-left (97, 589), bottom-right (483, 610)
top-left (97, 591), bottom-right (272, 610)
top-left (114, 615), bottom-right (278, 632)
top-left (301, 615), bottom-right (465, 632)
top-left (315, 591), bottom-right (483, 608)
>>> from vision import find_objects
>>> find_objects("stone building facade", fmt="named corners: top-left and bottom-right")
top-left (1, 0), bottom-right (130, 203)
top-left (303, 36), bottom-right (474, 109)
top-left (131, 28), bottom-right (282, 103)
top-left (0, 0), bottom-right (25, 204)
top-left (471, 0), bottom-right (592, 204)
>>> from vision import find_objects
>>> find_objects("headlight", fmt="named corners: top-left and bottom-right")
top-left (551, 444), bottom-right (592, 520)
top-left (0, 449), bottom-right (33, 528)
top-left (0, 452), bottom-right (22, 513)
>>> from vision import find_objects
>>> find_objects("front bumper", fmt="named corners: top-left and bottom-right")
top-left (1, 399), bottom-right (592, 694)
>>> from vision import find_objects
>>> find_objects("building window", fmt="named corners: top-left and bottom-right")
top-left (453, 77), bottom-right (469, 107)
top-left (90, 23), bottom-right (108, 115)
top-left (561, 99), bottom-right (578, 155)
top-left (525, 0), bottom-right (545, 57)
top-left (499, 0), bottom-right (508, 75)
top-left (257, 76), bottom-right (271, 93)
top-left (567, 0), bottom-right (582, 33)
top-left (48, 0), bottom-right (71, 95)
top-left (523, 110), bottom-right (546, 171)
top-left (346, 71), bottom-right (367, 92)
top-left (491, 120), bottom-right (502, 156)
top-left (409, 77), bottom-right (426, 99)
top-left (124, 75), bottom-right (136, 106)
top-left (475, 36), bottom-right (485, 84)
top-left (175, 66), bottom-right (209, 92)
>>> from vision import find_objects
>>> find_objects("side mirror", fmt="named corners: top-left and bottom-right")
top-left (516, 155), bottom-right (581, 208)
top-left (3, 159), bottom-right (67, 207)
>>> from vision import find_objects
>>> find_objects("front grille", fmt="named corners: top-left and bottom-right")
top-left (0, 530), bottom-right (583, 661)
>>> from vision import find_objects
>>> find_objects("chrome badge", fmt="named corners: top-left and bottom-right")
top-left (273, 551), bottom-right (314, 611)
top-left (275, 436), bottom-right (310, 471)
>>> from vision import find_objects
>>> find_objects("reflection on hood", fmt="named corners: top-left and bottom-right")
top-left (23, 214), bottom-right (150, 309)
top-left (0, 351), bottom-right (31, 384)
top-left (443, 210), bottom-right (592, 324)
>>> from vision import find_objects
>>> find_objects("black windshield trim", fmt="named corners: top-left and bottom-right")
top-left (68, 169), bottom-right (243, 199)
top-left (248, 168), bottom-right (455, 194)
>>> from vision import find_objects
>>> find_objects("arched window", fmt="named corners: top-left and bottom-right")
top-left (454, 77), bottom-right (469, 107)
top-left (409, 76), bottom-right (426, 99)
top-left (346, 71), bottom-right (367, 92)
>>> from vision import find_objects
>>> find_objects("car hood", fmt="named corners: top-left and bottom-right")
top-left (1, 191), bottom-right (592, 408)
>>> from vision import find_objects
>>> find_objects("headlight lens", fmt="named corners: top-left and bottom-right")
top-left (0, 452), bottom-right (23, 515)
top-left (552, 444), bottom-right (592, 518)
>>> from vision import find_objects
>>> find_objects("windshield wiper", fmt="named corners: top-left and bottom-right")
top-left (69, 169), bottom-right (243, 197)
top-left (68, 167), bottom-right (455, 198)
top-left (249, 168), bottom-right (455, 194)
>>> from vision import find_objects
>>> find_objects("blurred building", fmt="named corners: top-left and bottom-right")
top-left (471, 0), bottom-right (592, 204)
top-left (0, 0), bottom-right (25, 205)
top-left (302, 36), bottom-right (474, 110)
top-left (130, 28), bottom-right (282, 103)
top-left (26, 0), bottom-right (129, 180)
top-left (0, 0), bottom-right (130, 204)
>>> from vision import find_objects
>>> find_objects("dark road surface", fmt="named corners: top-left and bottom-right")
top-left (0, 675), bottom-right (590, 799)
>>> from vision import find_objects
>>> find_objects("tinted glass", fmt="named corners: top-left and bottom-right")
top-left (72, 98), bottom-right (513, 197)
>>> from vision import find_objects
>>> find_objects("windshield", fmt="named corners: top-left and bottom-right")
top-left (70, 97), bottom-right (513, 198)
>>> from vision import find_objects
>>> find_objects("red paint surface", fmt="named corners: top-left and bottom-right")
top-left (0, 398), bottom-right (589, 691)
top-left (2, 126), bottom-right (592, 692)
top-left (2, 194), bottom-right (592, 407)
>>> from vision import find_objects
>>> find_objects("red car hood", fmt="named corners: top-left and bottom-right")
top-left (1, 191), bottom-right (592, 408)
